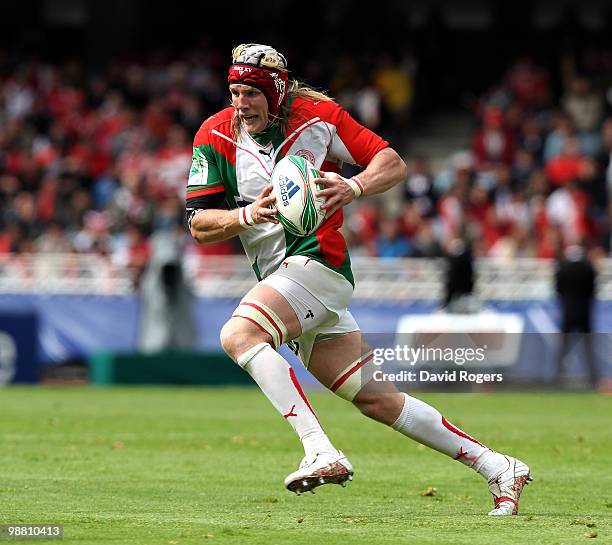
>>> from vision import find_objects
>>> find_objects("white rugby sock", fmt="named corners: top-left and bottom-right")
top-left (391, 393), bottom-right (506, 481)
top-left (237, 343), bottom-right (336, 459)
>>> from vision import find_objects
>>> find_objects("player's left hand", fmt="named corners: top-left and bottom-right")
top-left (314, 172), bottom-right (356, 217)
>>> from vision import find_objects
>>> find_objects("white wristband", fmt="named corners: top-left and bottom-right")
top-left (345, 176), bottom-right (365, 198)
top-left (238, 204), bottom-right (255, 228)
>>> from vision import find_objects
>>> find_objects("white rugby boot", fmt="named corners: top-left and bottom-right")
top-left (285, 450), bottom-right (353, 495)
top-left (487, 455), bottom-right (532, 515)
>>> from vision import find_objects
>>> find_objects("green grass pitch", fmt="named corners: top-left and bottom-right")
top-left (1, 387), bottom-right (610, 544)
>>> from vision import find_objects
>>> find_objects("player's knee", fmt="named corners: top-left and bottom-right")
top-left (220, 318), bottom-right (266, 360)
top-left (219, 320), bottom-right (237, 357)
top-left (227, 300), bottom-right (288, 353)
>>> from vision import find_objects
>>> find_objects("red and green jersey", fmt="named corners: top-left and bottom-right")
top-left (186, 97), bottom-right (389, 285)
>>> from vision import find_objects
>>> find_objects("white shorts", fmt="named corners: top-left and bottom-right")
top-left (260, 256), bottom-right (359, 367)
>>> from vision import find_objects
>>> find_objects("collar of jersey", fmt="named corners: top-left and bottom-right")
top-left (249, 121), bottom-right (282, 147)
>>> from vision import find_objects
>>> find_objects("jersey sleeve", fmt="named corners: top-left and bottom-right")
top-left (186, 121), bottom-right (226, 212)
top-left (320, 102), bottom-right (389, 167)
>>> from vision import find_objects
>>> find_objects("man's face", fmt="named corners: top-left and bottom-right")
top-left (230, 84), bottom-right (269, 134)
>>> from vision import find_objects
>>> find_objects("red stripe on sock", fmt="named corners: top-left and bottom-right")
top-left (232, 314), bottom-right (276, 349)
top-left (242, 302), bottom-right (284, 345)
top-left (331, 353), bottom-right (374, 392)
top-left (441, 416), bottom-right (485, 447)
top-left (289, 367), bottom-right (321, 425)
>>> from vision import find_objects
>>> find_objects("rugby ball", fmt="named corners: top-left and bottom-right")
top-left (270, 155), bottom-right (326, 237)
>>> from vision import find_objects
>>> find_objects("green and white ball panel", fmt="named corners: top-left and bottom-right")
top-left (271, 155), bottom-right (326, 237)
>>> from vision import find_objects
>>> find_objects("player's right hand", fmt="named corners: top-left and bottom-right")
top-left (251, 184), bottom-right (279, 224)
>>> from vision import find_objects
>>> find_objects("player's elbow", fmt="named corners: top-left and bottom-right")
top-left (189, 211), bottom-right (213, 244)
top-left (393, 153), bottom-right (408, 183)
top-left (190, 226), bottom-right (204, 244)
top-left (380, 148), bottom-right (408, 185)
top-left (189, 222), bottom-right (213, 244)
top-left (399, 158), bottom-right (408, 181)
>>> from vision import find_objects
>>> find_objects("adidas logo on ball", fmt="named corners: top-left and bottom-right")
top-left (271, 155), bottom-right (326, 237)
top-left (278, 176), bottom-right (301, 207)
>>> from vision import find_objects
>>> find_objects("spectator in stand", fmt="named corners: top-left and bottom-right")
top-left (489, 223), bottom-right (532, 259)
top-left (344, 200), bottom-right (380, 256)
top-left (512, 149), bottom-right (537, 189)
top-left (411, 219), bottom-right (443, 258)
top-left (403, 156), bottom-right (437, 217)
top-left (73, 211), bottom-right (112, 255)
top-left (36, 176), bottom-right (59, 223)
top-left (562, 76), bottom-right (604, 155)
top-left (518, 115), bottom-right (545, 164)
top-left (34, 222), bottom-right (70, 253)
top-left (479, 203), bottom-right (504, 256)
top-left (546, 181), bottom-right (592, 247)
top-left (0, 175), bottom-right (21, 224)
top-left (92, 168), bottom-right (120, 211)
top-left (525, 168), bottom-right (554, 258)
top-left (465, 184), bottom-right (490, 248)
top-left (438, 171), bottom-right (470, 245)
top-left (505, 57), bottom-right (551, 109)
top-left (543, 111), bottom-right (574, 163)
top-left (142, 97), bottom-right (173, 143)
top-left (594, 118), bottom-right (612, 224)
top-left (433, 151), bottom-right (474, 197)
top-left (376, 217), bottom-right (412, 258)
top-left (69, 188), bottom-right (93, 229)
top-left (504, 101), bottom-right (525, 145)
top-left (373, 52), bottom-right (414, 139)
top-left (354, 77), bottom-right (383, 131)
top-left (398, 202), bottom-right (423, 242)
top-left (0, 224), bottom-right (23, 254)
top-left (472, 105), bottom-right (515, 166)
top-left (337, 72), bottom-right (384, 132)
top-left (10, 191), bottom-right (39, 242)
top-left (496, 187), bottom-right (530, 239)
top-left (536, 222), bottom-right (562, 260)
top-left (562, 75), bottom-right (603, 137)
top-left (146, 124), bottom-right (193, 201)
top-left (545, 136), bottom-right (590, 187)
top-left (113, 223), bottom-right (151, 287)
top-left (178, 94), bottom-right (205, 136)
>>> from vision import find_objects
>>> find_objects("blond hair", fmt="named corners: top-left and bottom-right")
top-left (231, 79), bottom-right (334, 141)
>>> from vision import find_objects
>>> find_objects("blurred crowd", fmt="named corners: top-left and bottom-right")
top-left (346, 51), bottom-right (612, 260)
top-left (0, 46), bottom-right (415, 283)
top-left (0, 49), bottom-right (226, 273)
top-left (2, 44), bottom-right (612, 283)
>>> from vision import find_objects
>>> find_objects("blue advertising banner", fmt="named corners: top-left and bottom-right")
top-left (0, 295), bottom-right (611, 386)
top-left (0, 311), bottom-right (39, 384)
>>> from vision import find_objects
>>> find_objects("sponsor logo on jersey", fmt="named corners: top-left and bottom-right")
top-left (295, 149), bottom-right (316, 164)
